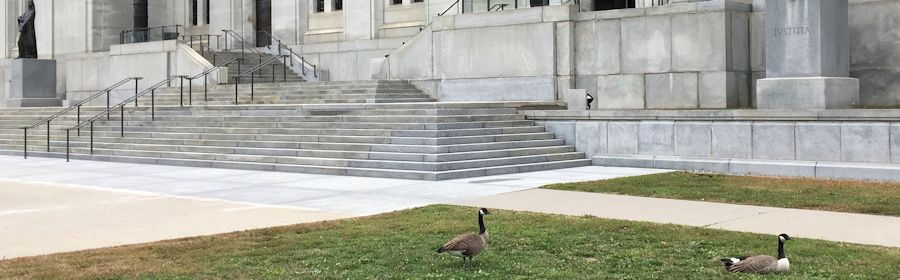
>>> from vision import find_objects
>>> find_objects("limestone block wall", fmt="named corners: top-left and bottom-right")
top-left (534, 111), bottom-right (900, 180)
top-left (64, 40), bottom-right (217, 106)
top-left (290, 38), bottom-right (406, 81)
top-left (383, 5), bottom-right (577, 101)
top-left (574, 2), bottom-right (753, 109)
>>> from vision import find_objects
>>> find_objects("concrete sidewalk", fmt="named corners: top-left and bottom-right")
top-left (456, 189), bottom-right (900, 248)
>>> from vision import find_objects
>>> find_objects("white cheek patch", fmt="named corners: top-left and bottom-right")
top-left (730, 258), bottom-right (741, 264)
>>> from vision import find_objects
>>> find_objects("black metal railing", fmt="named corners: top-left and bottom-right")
top-left (180, 34), bottom-right (222, 57)
top-left (20, 77), bottom-right (142, 159)
top-left (185, 57), bottom-right (242, 103)
top-left (231, 55), bottom-right (290, 105)
top-left (120, 25), bottom-right (183, 44)
top-left (222, 30), bottom-right (267, 64)
top-left (255, 30), bottom-right (320, 80)
top-left (61, 75), bottom-right (185, 161)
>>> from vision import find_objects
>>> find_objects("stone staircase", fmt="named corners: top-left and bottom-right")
top-left (0, 80), bottom-right (590, 180)
top-left (204, 51), bottom-right (305, 84)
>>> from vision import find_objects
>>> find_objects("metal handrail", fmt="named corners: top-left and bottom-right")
top-left (120, 25), bottom-right (184, 44)
top-left (387, 0), bottom-right (460, 57)
top-left (255, 30), bottom-right (319, 79)
top-left (20, 77), bottom-right (141, 159)
top-left (489, 4), bottom-right (509, 11)
top-left (56, 75), bottom-right (184, 161)
top-left (180, 34), bottom-right (222, 57)
top-left (68, 75), bottom-right (181, 132)
top-left (222, 30), bottom-right (267, 63)
top-left (185, 57), bottom-right (242, 103)
top-left (231, 55), bottom-right (290, 104)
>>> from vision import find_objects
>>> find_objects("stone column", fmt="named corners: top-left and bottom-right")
top-left (755, 0), bottom-right (859, 109)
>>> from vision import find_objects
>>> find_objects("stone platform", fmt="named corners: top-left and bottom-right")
top-left (527, 109), bottom-right (900, 181)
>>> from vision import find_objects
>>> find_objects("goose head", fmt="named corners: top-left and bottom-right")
top-left (778, 234), bottom-right (792, 242)
top-left (479, 208), bottom-right (491, 216)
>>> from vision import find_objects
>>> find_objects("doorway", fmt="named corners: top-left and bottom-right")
top-left (255, 0), bottom-right (272, 47)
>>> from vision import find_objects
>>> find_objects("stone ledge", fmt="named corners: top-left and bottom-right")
top-left (593, 155), bottom-right (900, 182)
top-left (522, 109), bottom-right (900, 121)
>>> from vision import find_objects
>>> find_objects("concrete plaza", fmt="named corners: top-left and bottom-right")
top-left (0, 155), bottom-right (666, 259)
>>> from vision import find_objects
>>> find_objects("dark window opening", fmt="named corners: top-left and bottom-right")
top-left (334, 0), bottom-right (342, 10)
top-left (191, 0), bottom-right (198, 25)
top-left (530, 0), bottom-right (549, 7)
top-left (412, 0), bottom-right (424, 2)
top-left (392, 0), bottom-right (403, 5)
top-left (595, 0), bottom-right (635, 10)
top-left (205, 0), bottom-right (210, 24)
top-left (316, 0), bottom-right (325, 12)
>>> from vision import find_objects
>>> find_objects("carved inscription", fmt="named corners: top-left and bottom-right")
top-left (773, 26), bottom-right (811, 37)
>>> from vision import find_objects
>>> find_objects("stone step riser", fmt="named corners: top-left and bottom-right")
top-left (7, 124), bottom-right (542, 138)
top-left (13, 144), bottom-right (584, 172)
top-left (13, 139), bottom-right (574, 163)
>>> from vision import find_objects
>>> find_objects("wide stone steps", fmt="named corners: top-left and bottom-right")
top-left (0, 80), bottom-right (588, 180)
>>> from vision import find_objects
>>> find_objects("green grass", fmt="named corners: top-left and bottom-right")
top-left (1, 205), bottom-right (898, 279)
top-left (545, 172), bottom-right (900, 217)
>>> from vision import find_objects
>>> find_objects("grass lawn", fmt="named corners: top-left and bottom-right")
top-left (545, 172), bottom-right (900, 217)
top-left (2, 205), bottom-right (898, 279)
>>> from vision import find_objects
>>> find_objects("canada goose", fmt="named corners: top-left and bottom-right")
top-left (436, 208), bottom-right (491, 266)
top-left (720, 233), bottom-right (793, 274)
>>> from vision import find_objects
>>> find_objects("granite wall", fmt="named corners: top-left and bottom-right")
top-left (536, 112), bottom-right (900, 180)
top-left (574, 2), bottom-right (753, 109)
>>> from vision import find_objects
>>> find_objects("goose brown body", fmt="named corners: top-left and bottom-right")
top-left (721, 234), bottom-right (792, 274)
top-left (436, 208), bottom-right (491, 265)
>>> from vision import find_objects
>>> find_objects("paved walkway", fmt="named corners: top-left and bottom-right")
top-left (456, 189), bottom-right (900, 248)
top-left (0, 155), bottom-right (667, 259)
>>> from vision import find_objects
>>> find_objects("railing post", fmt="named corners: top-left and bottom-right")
top-left (90, 121), bottom-right (94, 155)
top-left (204, 74), bottom-right (209, 101)
top-left (151, 89), bottom-right (156, 121)
top-left (234, 78), bottom-right (239, 105)
top-left (65, 129), bottom-right (70, 162)
top-left (188, 78), bottom-right (193, 106)
top-left (283, 56), bottom-right (288, 82)
top-left (46, 121), bottom-right (50, 153)
top-left (251, 73), bottom-right (255, 101)
top-left (22, 128), bottom-right (27, 159)
top-left (106, 90), bottom-right (111, 120)
top-left (134, 78), bottom-right (140, 107)
top-left (120, 107), bottom-right (125, 137)
top-left (271, 63), bottom-right (276, 83)
top-left (76, 105), bottom-right (81, 136)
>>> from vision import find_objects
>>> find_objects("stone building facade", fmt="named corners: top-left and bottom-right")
top-left (0, 0), bottom-right (898, 108)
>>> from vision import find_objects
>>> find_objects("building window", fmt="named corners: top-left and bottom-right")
top-left (412, 0), bottom-right (423, 2)
top-left (530, 0), bottom-right (549, 7)
top-left (595, 0), bottom-right (636, 10)
top-left (392, 0), bottom-right (403, 5)
top-left (315, 0), bottom-right (325, 12)
top-left (205, 0), bottom-right (210, 24)
top-left (191, 0), bottom-right (198, 26)
top-left (334, 0), bottom-right (342, 10)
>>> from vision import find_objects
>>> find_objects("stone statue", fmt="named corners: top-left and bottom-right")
top-left (17, 1), bottom-right (37, 59)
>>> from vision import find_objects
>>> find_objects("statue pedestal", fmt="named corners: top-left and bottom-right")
top-left (9, 58), bottom-right (61, 107)
top-left (755, 0), bottom-right (859, 109)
